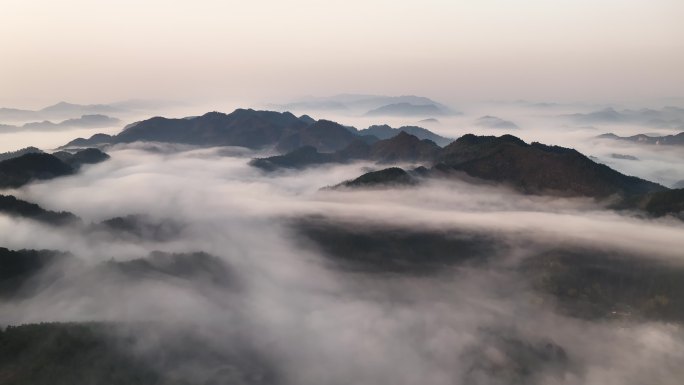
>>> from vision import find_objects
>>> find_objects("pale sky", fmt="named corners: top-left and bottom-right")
top-left (1, 0), bottom-right (682, 107)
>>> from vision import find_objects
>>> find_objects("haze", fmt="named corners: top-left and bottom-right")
top-left (1, 2), bottom-right (684, 384)
top-left (2, 0), bottom-right (683, 107)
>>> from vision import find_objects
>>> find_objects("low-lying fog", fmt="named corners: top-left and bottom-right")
top-left (2, 140), bottom-right (684, 384)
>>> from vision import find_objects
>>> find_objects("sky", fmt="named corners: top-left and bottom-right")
top-left (1, 0), bottom-right (683, 107)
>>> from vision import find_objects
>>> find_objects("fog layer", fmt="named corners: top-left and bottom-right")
top-left (1, 142), bottom-right (683, 384)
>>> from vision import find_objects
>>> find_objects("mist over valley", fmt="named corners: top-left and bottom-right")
top-left (2, 1), bottom-right (683, 383)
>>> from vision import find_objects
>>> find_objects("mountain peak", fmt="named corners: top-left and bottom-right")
top-left (332, 167), bottom-right (418, 189)
top-left (440, 134), bottom-right (664, 198)
top-left (453, 133), bottom-right (525, 147)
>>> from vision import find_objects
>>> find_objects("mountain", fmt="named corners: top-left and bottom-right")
top-left (18, 114), bottom-right (121, 131)
top-left (117, 110), bottom-right (310, 148)
top-left (51, 109), bottom-right (670, 201)
top-left (275, 119), bottom-right (358, 153)
top-left (105, 251), bottom-right (236, 288)
top-left (294, 212), bottom-right (684, 323)
top-left (63, 109), bottom-right (311, 149)
top-left (640, 189), bottom-right (684, 218)
top-left (260, 132), bottom-right (666, 199)
top-left (39, 101), bottom-right (122, 116)
top-left (0, 195), bottom-right (81, 225)
top-left (250, 146), bottom-right (336, 171)
top-left (434, 134), bottom-right (665, 198)
top-left (298, 114), bottom-right (316, 124)
top-left (52, 148), bottom-right (110, 169)
top-left (294, 215), bottom-right (684, 322)
top-left (95, 214), bottom-right (184, 242)
top-left (252, 132), bottom-right (440, 170)
top-left (60, 109), bottom-right (451, 154)
top-left (358, 124), bottom-right (452, 146)
top-left (0, 147), bottom-right (43, 162)
top-left (522, 246), bottom-right (684, 322)
top-left (0, 107), bottom-right (34, 121)
top-left (474, 115), bottom-right (519, 129)
top-left (1, 246), bottom-right (234, 299)
top-left (0, 322), bottom-right (163, 384)
top-left (0, 153), bottom-right (75, 189)
top-left (0, 248), bottom-right (69, 297)
top-left (292, 217), bottom-right (499, 273)
top-left (597, 132), bottom-right (684, 146)
top-left (565, 107), bottom-right (624, 123)
top-left (0, 321), bottom-right (275, 385)
top-left (0, 149), bottom-right (109, 188)
top-left (0, 196), bottom-right (188, 237)
top-left (0, 249), bottom-right (254, 384)
top-left (364, 131), bottom-right (441, 163)
top-left (331, 167), bottom-right (418, 189)
top-left (330, 134), bottom-right (665, 199)
top-left (1, 195), bottom-right (189, 243)
top-left (61, 133), bottom-right (115, 149)
top-left (364, 102), bottom-right (447, 117)
top-left (618, 188), bottom-right (684, 219)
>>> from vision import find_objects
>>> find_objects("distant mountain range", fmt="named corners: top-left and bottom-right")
top-left (0, 102), bottom-right (125, 123)
top-left (363, 102), bottom-right (447, 117)
top-left (269, 94), bottom-right (457, 116)
top-left (0, 100), bottom-right (183, 130)
top-left (44, 107), bottom-right (684, 217)
top-left (563, 106), bottom-right (684, 129)
top-left (0, 114), bottom-right (120, 132)
top-left (597, 132), bottom-right (684, 146)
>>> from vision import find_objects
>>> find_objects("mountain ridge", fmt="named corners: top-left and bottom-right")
top-left (60, 109), bottom-right (450, 155)
top-left (323, 133), bottom-right (667, 201)
top-left (0, 149), bottom-right (109, 189)
top-left (598, 132), bottom-right (684, 146)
